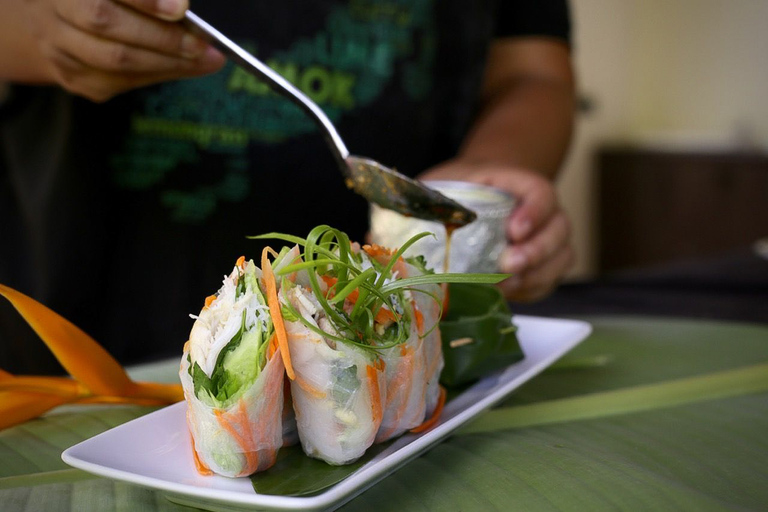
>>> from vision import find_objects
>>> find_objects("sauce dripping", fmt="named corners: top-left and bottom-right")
top-left (440, 223), bottom-right (459, 319)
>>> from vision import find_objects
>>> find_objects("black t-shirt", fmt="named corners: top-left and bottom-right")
top-left (0, 0), bottom-right (570, 374)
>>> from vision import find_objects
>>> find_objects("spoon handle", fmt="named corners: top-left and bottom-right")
top-left (183, 11), bottom-right (350, 167)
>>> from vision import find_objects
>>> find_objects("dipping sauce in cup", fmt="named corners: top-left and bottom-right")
top-left (370, 180), bottom-right (515, 273)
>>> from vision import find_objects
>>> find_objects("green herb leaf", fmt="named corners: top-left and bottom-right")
top-left (380, 273), bottom-right (508, 294)
top-left (253, 225), bottom-right (508, 354)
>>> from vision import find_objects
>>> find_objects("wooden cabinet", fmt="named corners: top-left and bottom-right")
top-left (597, 147), bottom-right (768, 272)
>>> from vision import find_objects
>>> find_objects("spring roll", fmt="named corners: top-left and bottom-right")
top-left (282, 284), bottom-right (385, 465)
top-left (364, 250), bottom-right (444, 442)
top-left (180, 258), bottom-right (285, 477)
top-left (271, 245), bottom-right (303, 448)
top-left (410, 264), bottom-right (445, 418)
top-left (251, 226), bottom-right (491, 463)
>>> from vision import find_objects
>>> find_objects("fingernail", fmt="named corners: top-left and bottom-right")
top-left (157, 0), bottom-right (183, 17)
top-left (200, 46), bottom-right (226, 66)
top-left (181, 33), bottom-right (205, 58)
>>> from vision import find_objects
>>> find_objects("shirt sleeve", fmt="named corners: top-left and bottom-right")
top-left (494, 0), bottom-right (572, 44)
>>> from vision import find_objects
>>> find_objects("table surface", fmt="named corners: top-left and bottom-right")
top-left (2, 315), bottom-right (767, 511)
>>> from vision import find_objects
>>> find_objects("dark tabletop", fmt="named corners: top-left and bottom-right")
top-left (513, 245), bottom-right (768, 325)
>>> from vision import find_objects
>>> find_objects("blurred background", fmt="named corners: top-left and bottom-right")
top-left (559, 0), bottom-right (768, 279)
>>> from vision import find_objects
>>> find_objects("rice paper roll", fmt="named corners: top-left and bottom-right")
top-left (270, 245), bottom-right (304, 448)
top-left (411, 268), bottom-right (445, 418)
top-left (368, 253), bottom-right (444, 442)
top-left (251, 227), bottom-right (478, 462)
top-left (245, 225), bottom-right (503, 463)
top-left (180, 258), bottom-right (285, 477)
top-left (375, 317), bottom-right (426, 442)
top-left (283, 285), bottom-right (385, 465)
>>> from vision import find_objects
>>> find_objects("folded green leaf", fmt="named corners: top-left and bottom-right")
top-left (439, 283), bottom-right (524, 387)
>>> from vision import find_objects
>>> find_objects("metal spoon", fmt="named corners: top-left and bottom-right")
top-left (182, 11), bottom-right (477, 227)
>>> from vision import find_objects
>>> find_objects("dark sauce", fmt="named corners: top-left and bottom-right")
top-left (441, 223), bottom-right (459, 318)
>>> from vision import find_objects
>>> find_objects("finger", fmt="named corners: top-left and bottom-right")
top-left (48, 45), bottom-right (222, 101)
top-left (115, 0), bottom-right (189, 21)
top-left (57, 0), bottom-right (206, 59)
top-left (58, 65), bottom-right (212, 102)
top-left (499, 243), bottom-right (575, 302)
top-left (502, 173), bottom-right (558, 243)
top-left (417, 161), bottom-right (560, 243)
top-left (499, 210), bottom-right (570, 273)
top-left (53, 20), bottom-right (223, 75)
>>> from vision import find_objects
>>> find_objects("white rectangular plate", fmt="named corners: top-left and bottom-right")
top-left (63, 315), bottom-right (591, 511)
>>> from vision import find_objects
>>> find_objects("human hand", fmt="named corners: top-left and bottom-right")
top-left (419, 159), bottom-right (574, 302)
top-left (23, 0), bottom-right (225, 101)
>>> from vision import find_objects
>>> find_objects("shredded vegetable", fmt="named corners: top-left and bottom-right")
top-left (250, 225), bottom-right (508, 352)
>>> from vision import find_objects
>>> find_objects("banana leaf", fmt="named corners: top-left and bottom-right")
top-left (2, 317), bottom-right (768, 511)
top-left (250, 443), bottom-right (391, 496)
top-left (439, 283), bottom-right (523, 387)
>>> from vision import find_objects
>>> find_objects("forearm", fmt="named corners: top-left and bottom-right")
top-left (0, 0), bottom-right (52, 83)
top-left (418, 38), bottom-right (577, 300)
top-left (459, 76), bottom-right (574, 179)
top-left (457, 38), bottom-right (576, 179)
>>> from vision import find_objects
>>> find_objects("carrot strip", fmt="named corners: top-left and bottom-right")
top-left (204, 295), bottom-right (217, 308)
top-left (320, 275), bottom-right (337, 293)
top-left (410, 386), bottom-right (447, 433)
top-left (321, 275), bottom-right (361, 303)
top-left (236, 255), bottom-right (246, 268)
top-left (189, 434), bottom-right (214, 476)
top-left (267, 334), bottom-right (279, 359)
top-left (377, 351), bottom-right (413, 441)
top-left (367, 364), bottom-right (383, 426)
top-left (261, 248), bottom-right (294, 380)
top-left (375, 307), bottom-right (397, 325)
top-left (237, 399), bottom-right (261, 473)
top-left (214, 401), bottom-right (259, 476)
top-left (0, 284), bottom-right (134, 397)
top-left (362, 245), bottom-right (408, 279)
top-left (295, 376), bottom-right (327, 399)
top-left (412, 302), bottom-right (424, 335)
top-left (362, 244), bottom-right (394, 258)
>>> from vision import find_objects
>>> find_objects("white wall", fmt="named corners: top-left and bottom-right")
top-left (559, 0), bottom-right (768, 278)
top-left (628, 0), bottom-right (768, 147)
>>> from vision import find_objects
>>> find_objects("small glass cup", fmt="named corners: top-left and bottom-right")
top-left (369, 180), bottom-right (515, 273)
